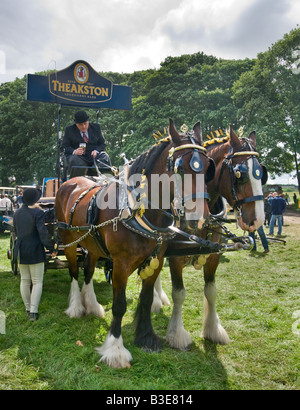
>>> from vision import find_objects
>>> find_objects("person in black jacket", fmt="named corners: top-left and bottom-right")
top-left (269, 192), bottom-right (287, 236)
top-left (62, 110), bottom-right (111, 177)
top-left (13, 188), bottom-right (57, 321)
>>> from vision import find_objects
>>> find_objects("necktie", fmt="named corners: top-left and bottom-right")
top-left (82, 133), bottom-right (88, 143)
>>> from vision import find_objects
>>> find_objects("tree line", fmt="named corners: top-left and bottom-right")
top-left (0, 27), bottom-right (299, 190)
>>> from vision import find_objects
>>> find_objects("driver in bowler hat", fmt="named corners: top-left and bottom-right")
top-left (62, 110), bottom-right (111, 178)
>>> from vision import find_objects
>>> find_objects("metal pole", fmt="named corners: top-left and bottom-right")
top-left (57, 104), bottom-right (62, 188)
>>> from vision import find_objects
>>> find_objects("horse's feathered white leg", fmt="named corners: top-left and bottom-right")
top-left (202, 281), bottom-right (229, 345)
top-left (65, 278), bottom-right (86, 318)
top-left (82, 281), bottom-right (105, 317)
top-left (151, 287), bottom-right (163, 313)
top-left (96, 332), bottom-right (132, 369)
top-left (151, 274), bottom-right (171, 313)
top-left (166, 288), bottom-right (192, 350)
top-left (155, 273), bottom-right (171, 306)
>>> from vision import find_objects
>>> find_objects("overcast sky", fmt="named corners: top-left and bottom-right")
top-left (0, 0), bottom-right (299, 84)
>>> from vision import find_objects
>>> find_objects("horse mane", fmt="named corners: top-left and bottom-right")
top-left (205, 138), bottom-right (231, 163)
top-left (129, 138), bottom-right (171, 177)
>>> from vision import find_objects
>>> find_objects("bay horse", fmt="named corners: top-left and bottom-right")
top-left (153, 126), bottom-right (267, 351)
top-left (55, 119), bottom-right (215, 368)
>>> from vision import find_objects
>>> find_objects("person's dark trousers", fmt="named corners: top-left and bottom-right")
top-left (67, 152), bottom-right (111, 176)
top-left (249, 225), bottom-right (269, 251)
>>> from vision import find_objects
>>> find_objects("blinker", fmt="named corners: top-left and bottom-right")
top-left (189, 150), bottom-right (204, 173)
top-left (234, 162), bottom-right (249, 185)
top-left (252, 157), bottom-right (263, 180)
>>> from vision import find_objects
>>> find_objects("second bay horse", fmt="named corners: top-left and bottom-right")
top-left (154, 126), bottom-right (267, 351)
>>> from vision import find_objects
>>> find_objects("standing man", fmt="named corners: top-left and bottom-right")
top-left (62, 110), bottom-right (111, 177)
top-left (0, 194), bottom-right (12, 209)
top-left (269, 192), bottom-right (286, 236)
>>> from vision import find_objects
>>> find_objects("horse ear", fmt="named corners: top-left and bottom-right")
top-left (248, 130), bottom-right (257, 149)
top-left (169, 118), bottom-right (181, 144)
top-left (229, 125), bottom-right (242, 151)
top-left (192, 121), bottom-right (203, 144)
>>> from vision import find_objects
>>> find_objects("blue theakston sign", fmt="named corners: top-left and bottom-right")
top-left (26, 60), bottom-right (132, 111)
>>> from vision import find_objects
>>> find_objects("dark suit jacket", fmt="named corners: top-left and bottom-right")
top-left (62, 123), bottom-right (106, 157)
top-left (13, 205), bottom-right (54, 264)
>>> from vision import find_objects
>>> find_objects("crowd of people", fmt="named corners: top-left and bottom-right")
top-left (0, 191), bottom-right (24, 209)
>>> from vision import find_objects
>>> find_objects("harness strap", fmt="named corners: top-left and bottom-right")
top-left (183, 192), bottom-right (211, 202)
top-left (217, 145), bottom-right (264, 210)
top-left (57, 221), bottom-right (90, 231)
top-left (234, 195), bottom-right (264, 209)
top-left (67, 184), bottom-right (100, 228)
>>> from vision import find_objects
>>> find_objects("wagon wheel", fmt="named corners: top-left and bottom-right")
top-left (9, 233), bottom-right (19, 275)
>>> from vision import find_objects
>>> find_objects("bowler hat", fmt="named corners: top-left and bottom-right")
top-left (22, 188), bottom-right (42, 206)
top-left (74, 111), bottom-right (89, 124)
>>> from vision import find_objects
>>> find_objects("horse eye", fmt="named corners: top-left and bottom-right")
top-left (174, 158), bottom-right (184, 174)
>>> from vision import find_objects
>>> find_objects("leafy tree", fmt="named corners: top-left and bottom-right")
top-left (0, 77), bottom-right (57, 185)
top-left (1, 28), bottom-right (299, 189)
top-left (233, 27), bottom-right (300, 190)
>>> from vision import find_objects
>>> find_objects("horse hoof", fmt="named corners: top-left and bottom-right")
top-left (85, 303), bottom-right (105, 318)
top-left (202, 325), bottom-right (230, 345)
top-left (96, 333), bottom-right (133, 369)
top-left (65, 306), bottom-right (86, 318)
top-left (135, 334), bottom-right (162, 353)
top-left (166, 326), bottom-right (192, 351)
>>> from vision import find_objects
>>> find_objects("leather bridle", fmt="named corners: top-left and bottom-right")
top-left (167, 137), bottom-right (214, 205)
top-left (217, 143), bottom-right (267, 214)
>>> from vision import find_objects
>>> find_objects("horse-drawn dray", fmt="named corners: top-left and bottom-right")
top-left (5, 60), bottom-right (269, 369)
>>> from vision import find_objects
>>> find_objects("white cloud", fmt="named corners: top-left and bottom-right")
top-left (0, 0), bottom-right (298, 83)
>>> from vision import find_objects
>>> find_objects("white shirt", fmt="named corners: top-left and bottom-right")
top-left (0, 197), bottom-right (12, 208)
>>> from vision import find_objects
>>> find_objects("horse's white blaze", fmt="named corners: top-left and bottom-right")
top-left (237, 158), bottom-right (265, 232)
top-left (65, 278), bottom-right (86, 318)
top-left (166, 288), bottom-right (192, 350)
top-left (82, 281), bottom-right (105, 318)
top-left (202, 281), bottom-right (229, 345)
top-left (96, 333), bottom-right (132, 369)
top-left (249, 159), bottom-right (265, 230)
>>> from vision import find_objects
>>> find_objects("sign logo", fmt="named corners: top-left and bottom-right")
top-left (48, 60), bottom-right (113, 104)
top-left (74, 63), bottom-right (89, 84)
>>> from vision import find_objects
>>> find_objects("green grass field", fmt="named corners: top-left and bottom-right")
top-left (0, 212), bottom-right (299, 390)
